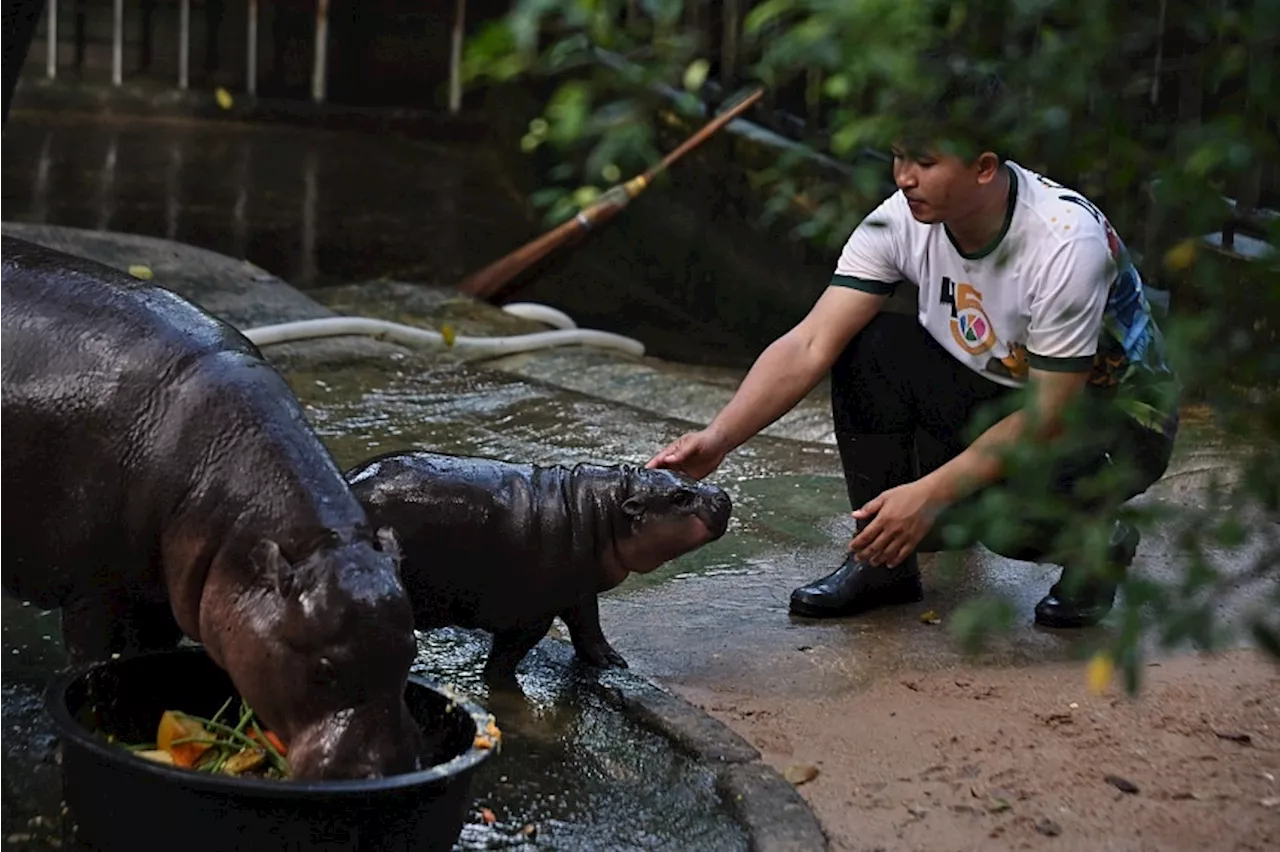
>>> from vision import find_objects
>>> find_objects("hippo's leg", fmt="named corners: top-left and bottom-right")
top-left (560, 594), bottom-right (628, 669)
top-left (60, 592), bottom-right (183, 665)
top-left (485, 617), bottom-right (555, 681)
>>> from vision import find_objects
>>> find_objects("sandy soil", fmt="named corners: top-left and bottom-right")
top-left (675, 650), bottom-right (1280, 852)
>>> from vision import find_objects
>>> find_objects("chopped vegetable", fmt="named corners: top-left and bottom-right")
top-left (117, 697), bottom-right (290, 780)
top-left (474, 715), bottom-right (503, 751)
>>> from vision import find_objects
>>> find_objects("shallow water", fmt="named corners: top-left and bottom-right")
top-left (0, 597), bottom-right (747, 852)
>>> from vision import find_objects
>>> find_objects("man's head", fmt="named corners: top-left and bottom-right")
top-left (888, 54), bottom-right (1012, 225)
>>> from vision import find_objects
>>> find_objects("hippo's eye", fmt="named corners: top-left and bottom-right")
top-left (315, 657), bottom-right (337, 684)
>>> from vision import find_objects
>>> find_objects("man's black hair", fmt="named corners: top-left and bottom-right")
top-left (893, 51), bottom-right (1013, 163)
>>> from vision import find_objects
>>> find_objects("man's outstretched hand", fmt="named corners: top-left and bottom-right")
top-left (849, 480), bottom-right (945, 568)
top-left (645, 429), bottom-right (728, 480)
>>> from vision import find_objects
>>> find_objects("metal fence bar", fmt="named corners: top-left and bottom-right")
top-left (246, 0), bottom-right (258, 95)
top-left (311, 0), bottom-right (329, 103)
top-left (448, 0), bottom-right (465, 113)
top-left (179, 0), bottom-right (189, 90)
top-left (111, 0), bottom-right (122, 85)
top-left (45, 0), bottom-right (57, 79)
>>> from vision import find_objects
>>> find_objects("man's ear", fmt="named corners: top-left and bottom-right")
top-left (974, 151), bottom-right (1002, 184)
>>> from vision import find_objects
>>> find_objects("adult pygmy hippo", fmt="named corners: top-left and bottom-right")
top-left (345, 451), bottom-right (733, 678)
top-left (0, 235), bottom-right (424, 780)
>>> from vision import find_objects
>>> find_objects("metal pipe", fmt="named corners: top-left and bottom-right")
top-left (98, 132), bottom-right (119, 230)
top-left (179, 0), bottom-right (189, 90)
top-left (32, 130), bottom-right (52, 221)
top-left (311, 0), bottom-right (328, 103)
top-left (166, 139), bottom-right (183, 241)
top-left (246, 0), bottom-right (258, 96)
top-left (448, 0), bottom-right (465, 114)
top-left (301, 148), bottom-right (318, 283)
top-left (232, 140), bottom-right (251, 258)
top-left (45, 0), bottom-right (57, 79)
top-left (111, 0), bottom-right (122, 86)
top-left (720, 0), bottom-right (740, 88)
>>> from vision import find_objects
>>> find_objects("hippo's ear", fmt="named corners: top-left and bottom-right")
top-left (375, 526), bottom-right (403, 572)
top-left (621, 496), bottom-right (645, 518)
top-left (250, 539), bottom-right (300, 600)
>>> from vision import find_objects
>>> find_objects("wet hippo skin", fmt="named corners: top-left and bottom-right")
top-left (345, 451), bottom-right (733, 680)
top-left (0, 235), bottom-right (426, 780)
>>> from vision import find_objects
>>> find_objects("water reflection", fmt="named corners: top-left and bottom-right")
top-left (1, 110), bottom-right (828, 367)
top-left (2, 113), bottom-right (535, 291)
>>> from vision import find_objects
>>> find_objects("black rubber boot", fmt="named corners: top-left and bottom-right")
top-left (789, 536), bottom-right (924, 618)
top-left (790, 431), bottom-right (924, 618)
top-left (1033, 519), bottom-right (1140, 629)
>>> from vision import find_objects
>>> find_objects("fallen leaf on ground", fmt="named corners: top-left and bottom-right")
top-left (784, 763), bottom-right (819, 785)
top-left (1035, 817), bottom-right (1063, 836)
top-left (1105, 774), bottom-right (1140, 794)
top-left (1087, 652), bottom-right (1114, 695)
top-left (128, 265), bottom-right (153, 280)
top-left (919, 610), bottom-right (942, 625)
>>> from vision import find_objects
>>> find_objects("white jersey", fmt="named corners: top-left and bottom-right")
top-left (835, 160), bottom-right (1128, 386)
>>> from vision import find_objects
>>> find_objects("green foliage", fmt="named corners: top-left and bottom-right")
top-left (467, 0), bottom-right (1280, 689)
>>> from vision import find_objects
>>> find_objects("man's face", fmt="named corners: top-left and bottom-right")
top-left (891, 145), bottom-right (999, 225)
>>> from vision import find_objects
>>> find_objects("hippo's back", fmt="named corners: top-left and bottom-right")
top-left (346, 451), bottom-right (553, 547)
top-left (0, 236), bottom-right (259, 602)
top-left (1, 236), bottom-right (252, 382)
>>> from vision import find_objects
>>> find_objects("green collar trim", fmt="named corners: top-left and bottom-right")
top-left (946, 164), bottom-right (1017, 261)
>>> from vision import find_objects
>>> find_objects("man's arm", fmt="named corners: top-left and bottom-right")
top-left (703, 285), bottom-right (888, 455)
top-left (649, 193), bottom-right (907, 478)
top-left (849, 366), bottom-right (1092, 568)
top-left (918, 367), bottom-right (1092, 505)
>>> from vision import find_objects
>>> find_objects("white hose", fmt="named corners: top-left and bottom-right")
top-left (242, 315), bottom-right (645, 358)
top-left (500, 302), bottom-right (579, 330)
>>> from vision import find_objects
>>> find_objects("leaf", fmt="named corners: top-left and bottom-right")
top-left (1086, 652), bottom-right (1114, 695)
top-left (682, 58), bottom-right (710, 91)
top-left (214, 87), bottom-right (234, 110)
top-left (440, 325), bottom-right (457, 347)
top-left (1163, 239), bottom-right (1198, 272)
top-left (744, 0), bottom-right (796, 34)
top-left (128, 265), bottom-right (153, 280)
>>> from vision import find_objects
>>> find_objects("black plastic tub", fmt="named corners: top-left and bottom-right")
top-left (44, 646), bottom-right (496, 852)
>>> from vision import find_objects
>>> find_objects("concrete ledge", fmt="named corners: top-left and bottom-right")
top-left (591, 663), bottom-right (830, 852)
top-left (9, 77), bottom-right (493, 144)
top-left (719, 762), bottom-right (831, 852)
top-left (597, 678), bottom-right (762, 766)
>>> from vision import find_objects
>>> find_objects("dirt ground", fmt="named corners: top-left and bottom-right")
top-left (675, 650), bottom-right (1280, 852)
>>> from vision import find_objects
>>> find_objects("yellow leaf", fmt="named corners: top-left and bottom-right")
top-left (128, 265), bottom-right (153, 280)
top-left (1163, 239), bottom-right (1197, 272)
top-left (571, 185), bottom-right (601, 208)
top-left (601, 163), bottom-right (621, 183)
top-left (919, 609), bottom-right (941, 625)
top-left (215, 87), bottom-right (234, 110)
top-left (440, 324), bottom-right (457, 347)
top-left (1086, 652), bottom-right (1114, 695)
top-left (682, 58), bottom-right (711, 92)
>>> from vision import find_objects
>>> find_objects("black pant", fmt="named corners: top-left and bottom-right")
top-left (830, 313), bottom-right (1175, 564)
